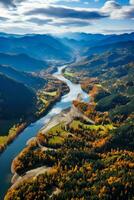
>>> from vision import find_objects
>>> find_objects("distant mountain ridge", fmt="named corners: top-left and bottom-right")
top-left (0, 32), bottom-right (133, 65)
top-left (84, 40), bottom-right (134, 56)
top-left (59, 32), bottom-right (134, 52)
top-left (0, 73), bottom-right (36, 119)
top-left (62, 32), bottom-right (134, 42)
top-left (0, 34), bottom-right (73, 63)
top-left (0, 53), bottom-right (48, 72)
top-left (69, 40), bottom-right (134, 75)
top-left (0, 64), bottom-right (46, 89)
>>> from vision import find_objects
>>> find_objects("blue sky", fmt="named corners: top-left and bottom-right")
top-left (0, 0), bottom-right (133, 34)
top-left (56, 0), bottom-right (129, 8)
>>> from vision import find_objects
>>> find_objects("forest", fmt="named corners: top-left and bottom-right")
top-left (0, 30), bottom-right (133, 200)
top-left (5, 38), bottom-right (134, 199)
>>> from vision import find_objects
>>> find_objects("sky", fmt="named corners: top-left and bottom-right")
top-left (0, 0), bottom-right (134, 34)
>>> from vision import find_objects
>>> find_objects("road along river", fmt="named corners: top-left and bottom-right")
top-left (0, 65), bottom-right (89, 199)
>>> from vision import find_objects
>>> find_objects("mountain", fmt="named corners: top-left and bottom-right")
top-left (2, 32), bottom-right (134, 200)
top-left (0, 34), bottom-right (73, 62)
top-left (0, 73), bottom-right (36, 119)
top-left (98, 32), bottom-right (134, 46)
top-left (84, 40), bottom-right (134, 56)
top-left (70, 41), bottom-right (134, 75)
top-left (66, 40), bottom-right (134, 121)
top-left (59, 32), bottom-right (134, 53)
top-left (0, 65), bottom-right (46, 89)
top-left (0, 53), bottom-right (48, 72)
top-left (59, 33), bottom-right (108, 50)
top-left (61, 32), bottom-right (107, 41)
top-left (0, 32), bottom-right (133, 63)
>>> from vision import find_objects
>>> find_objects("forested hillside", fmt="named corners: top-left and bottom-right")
top-left (0, 73), bottom-right (36, 118)
top-left (4, 33), bottom-right (134, 199)
top-left (0, 32), bottom-right (74, 153)
top-left (0, 34), bottom-right (73, 62)
top-left (0, 73), bottom-right (37, 149)
top-left (0, 53), bottom-right (48, 72)
top-left (0, 65), bottom-right (46, 89)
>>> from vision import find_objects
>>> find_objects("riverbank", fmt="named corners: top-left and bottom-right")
top-left (10, 83), bottom-right (109, 181)
top-left (9, 87), bottom-right (93, 191)
top-left (0, 77), bottom-right (70, 155)
top-left (0, 96), bottom-right (57, 154)
top-left (5, 68), bottom-right (134, 200)
top-left (4, 86), bottom-right (125, 200)
top-left (0, 64), bottom-right (89, 200)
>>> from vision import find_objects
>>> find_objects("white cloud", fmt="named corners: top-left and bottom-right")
top-left (101, 0), bottom-right (121, 13)
top-left (0, 0), bottom-right (133, 34)
top-left (130, 0), bottom-right (134, 5)
top-left (101, 0), bottom-right (134, 19)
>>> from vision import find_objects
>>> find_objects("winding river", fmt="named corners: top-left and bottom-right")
top-left (0, 65), bottom-right (89, 199)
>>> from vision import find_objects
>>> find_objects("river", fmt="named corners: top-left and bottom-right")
top-left (0, 65), bottom-right (89, 199)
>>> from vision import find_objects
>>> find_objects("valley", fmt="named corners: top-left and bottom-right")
top-left (0, 33), bottom-right (74, 154)
top-left (0, 70), bottom-right (69, 154)
top-left (0, 63), bottom-right (89, 199)
top-left (0, 32), bottom-right (134, 200)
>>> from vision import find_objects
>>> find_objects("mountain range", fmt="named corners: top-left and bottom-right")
top-left (0, 34), bottom-right (73, 63)
top-left (0, 73), bottom-right (36, 119)
top-left (0, 32), bottom-right (134, 121)
top-left (0, 31), bottom-right (134, 199)
top-left (0, 64), bottom-right (46, 89)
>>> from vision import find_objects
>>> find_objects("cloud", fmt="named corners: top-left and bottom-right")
top-left (0, 0), bottom-right (16, 7)
top-left (103, 28), bottom-right (134, 34)
top-left (0, 0), bottom-right (133, 34)
top-left (102, 0), bottom-right (134, 19)
top-left (0, 0), bottom-right (80, 8)
top-left (110, 6), bottom-right (134, 19)
top-left (130, 0), bottom-right (134, 5)
top-left (52, 19), bottom-right (91, 27)
top-left (27, 16), bottom-right (91, 27)
top-left (25, 6), bottom-right (108, 20)
top-left (0, 16), bottom-right (9, 21)
top-left (27, 17), bottom-right (53, 25)
top-left (101, 0), bottom-right (121, 13)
